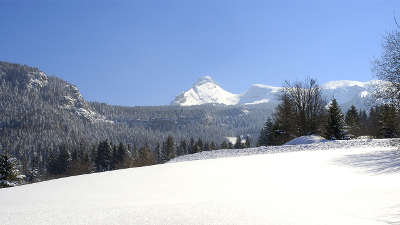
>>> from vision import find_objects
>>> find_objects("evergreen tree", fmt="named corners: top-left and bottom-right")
top-left (95, 140), bottom-right (112, 172)
top-left (234, 135), bottom-right (242, 149)
top-left (135, 145), bottom-right (155, 167)
top-left (197, 138), bottom-right (203, 152)
top-left (358, 109), bottom-right (368, 136)
top-left (166, 136), bottom-right (176, 160)
top-left (113, 142), bottom-right (128, 169)
top-left (154, 143), bottom-right (161, 163)
top-left (325, 98), bottom-right (345, 140)
top-left (192, 144), bottom-right (200, 154)
top-left (179, 140), bottom-right (187, 155)
top-left (378, 104), bottom-right (398, 138)
top-left (47, 144), bottom-right (71, 175)
top-left (257, 119), bottom-right (274, 146)
top-left (245, 136), bottom-right (251, 148)
top-left (345, 105), bottom-right (360, 136)
top-left (368, 107), bottom-right (380, 137)
top-left (210, 141), bottom-right (217, 150)
top-left (188, 138), bottom-right (195, 154)
top-left (220, 141), bottom-right (228, 149)
top-left (0, 150), bottom-right (22, 187)
top-left (204, 142), bottom-right (210, 151)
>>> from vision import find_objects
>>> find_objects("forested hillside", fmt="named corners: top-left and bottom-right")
top-left (0, 61), bottom-right (272, 182)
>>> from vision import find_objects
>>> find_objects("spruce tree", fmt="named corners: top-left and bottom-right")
top-left (95, 140), bottom-right (112, 172)
top-left (0, 150), bottom-right (22, 187)
top-left (257, 118), bottom-right (274, 146)
top-left (47, 144), bottom-right (71, 175)
top-left (325, 98), bottom-right (345, 140)
top-left (358, 109), bottom-right (368, 136)
top-left (345, 105), bottom-right (360, 136)
top-left (379, 104), bottom-right (398, 138)
top-left (272, 95), bottom-right (296, 144)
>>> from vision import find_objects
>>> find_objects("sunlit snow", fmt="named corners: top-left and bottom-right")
top-left (1, 139), bottom-right (400, 225)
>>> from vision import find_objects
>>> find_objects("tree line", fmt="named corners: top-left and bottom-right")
top-left (1, 135), bottom-right (253, 188)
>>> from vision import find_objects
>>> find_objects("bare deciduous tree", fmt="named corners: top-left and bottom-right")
top-left (282, 78), bottom-right (326, 136)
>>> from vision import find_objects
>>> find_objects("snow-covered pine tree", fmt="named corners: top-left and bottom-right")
top-left (325, 98), bottom-right (345, 140)
top-left (0, 150), bottom-right (23, 188)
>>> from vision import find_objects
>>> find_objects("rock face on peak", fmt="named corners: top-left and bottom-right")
top-left (0, 62), bottom-right (48, 90)
top-left (0, 61), bottom-right (105, 122)
top-left (171, 76), bottom-right (240, 106)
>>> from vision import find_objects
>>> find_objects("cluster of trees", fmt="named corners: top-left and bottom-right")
top-left (257, 78), bottom-right (400, 146)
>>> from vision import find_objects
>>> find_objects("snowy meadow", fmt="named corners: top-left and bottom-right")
top-left (1, 138), bottom-right (400, 225)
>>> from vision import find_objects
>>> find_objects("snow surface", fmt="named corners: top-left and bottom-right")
top-left (284, 135), bottom-right (328, 145)
top-left (2, 139), bottom-right (400, 225)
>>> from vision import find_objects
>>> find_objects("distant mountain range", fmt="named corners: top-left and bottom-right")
top-left (171, 76), bottom-right (378, 110)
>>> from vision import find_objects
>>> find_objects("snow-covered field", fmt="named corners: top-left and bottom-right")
top-left (2, 139), bottom-right (400, 225)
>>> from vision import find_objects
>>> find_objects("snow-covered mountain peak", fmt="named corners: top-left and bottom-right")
top-left (321, 80), bottom-right (368, 89)
top-left (172, 76), bottom-right (381, 111)
top-left (171, 76), bottom-right (240, 106)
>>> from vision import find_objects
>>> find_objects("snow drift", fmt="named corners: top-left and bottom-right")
top-left (284, 135), bottom-right (328, 145)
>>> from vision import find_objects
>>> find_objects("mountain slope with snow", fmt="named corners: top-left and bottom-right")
top-left (171, 77), bottom-right (378, 110)
top-left (171, 76), bottom-right (240, 106)
top-left (2, 139), bottom-right (400, 225)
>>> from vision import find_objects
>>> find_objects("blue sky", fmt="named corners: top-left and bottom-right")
top-left (1, 0), bottom-right (399, 106)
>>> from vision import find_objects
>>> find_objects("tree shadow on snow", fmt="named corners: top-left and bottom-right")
top-left (334, 149), bottom-right (400, 175)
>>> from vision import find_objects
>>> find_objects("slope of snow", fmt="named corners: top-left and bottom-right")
top-left (284, 135), bottom-right (328, 145)
top-left (239, 84), bottom-right (281, 105)
top-left (171, 76), bottom-right (240, 106)
top-left (2, 139), bottom-right (400, 225)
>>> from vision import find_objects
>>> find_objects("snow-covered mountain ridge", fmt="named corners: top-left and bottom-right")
top-left (171, 76), bottom-right (379, 110)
